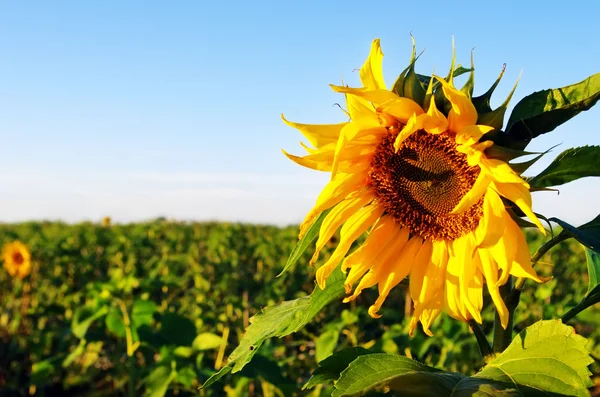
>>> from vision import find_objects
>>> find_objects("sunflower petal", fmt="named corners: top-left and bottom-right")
top-left (423, 96), bottom-right (448, 135)
top-left (435, 76), bottom-right (478, 132)
top-left (360, 39), bottom-right (386, 90)
top-left (299, 172), bottom-right (367, 238)
top-left (476, 189), bottom-right (506, 249)
top-left (316, 203), bottom-right (384, 289)
top-left (492, 181), bottom-right (545, 234)
top-left (282, 114), bottom-right (345, 148)
top-left (311, 194), bottom-right (375, 265)
top-left (368, 235), bottom-right (421, 318)
top-left (479, 249), bottom-right (509, 328)
top-left (456, 125), bottom-right (494, 146)
top-left (451, 172), bottom-right (490, 215)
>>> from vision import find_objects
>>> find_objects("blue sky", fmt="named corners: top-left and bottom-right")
top-left (1, 1), bottom-right (598, 225)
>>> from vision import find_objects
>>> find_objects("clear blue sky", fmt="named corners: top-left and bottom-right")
top-left (1, 1), bottom-right (599, 225)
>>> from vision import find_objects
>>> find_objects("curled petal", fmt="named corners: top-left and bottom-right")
top-left (360, 39), bottom-right (386, 90)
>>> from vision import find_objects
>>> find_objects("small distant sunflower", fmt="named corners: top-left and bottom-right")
top-left (283, 39), bottom-right (546, 335)
top-left (2, 241), bottom-right (32, 279)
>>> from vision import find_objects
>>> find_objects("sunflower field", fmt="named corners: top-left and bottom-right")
top-left (0, 220), bottom-right (598, 396)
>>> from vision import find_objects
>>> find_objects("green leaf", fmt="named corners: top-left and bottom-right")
top-left (562, 248), bottom-right (600, 323)
top-left (315, 328), bottom-right (341, 362)
top-left (192, 332), bottom-right (224, 351)
top-left (71, 305), bottom-right (109, 339)
top-left (277, 209), bottom-right (330, 277)
top-left (506, 72), bottom-right (600, 150)
top-left (550, 214), bottom-right (600, 253)
top-left (529, 146), bottom-right (600, 188)
top-left (132, 300), bottom-right (157, 327)
top-left (202, 268), bottom-right (347, 388)
top-left (175, 365), bottom-right (197, 388)
top-left (105, 308), bottom-right (126, 338)
top-left (31, 358), bottom-right (60, 386)
top-left (509, 144), bottom-right (559, 175)
top-left (331, 353), bottom-right (447, 397)
top-left (303, 347), bottom-right (373, 390)
top-left (472, 320), bottom-right (593, 396)
top-left (144, 363), bottom-right (177, 397)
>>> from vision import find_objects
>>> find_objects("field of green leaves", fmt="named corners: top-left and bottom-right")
top-left (0, 220), bottom-right (598, 396)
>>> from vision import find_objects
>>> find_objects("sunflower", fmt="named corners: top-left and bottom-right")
top-left (2, 241), bottom-right (32, 279)
top-left (282, 39), bottom-right (546, 335)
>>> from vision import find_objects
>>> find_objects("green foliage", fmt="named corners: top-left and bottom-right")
top-left (306, 321), bottom-right (593, 397)
top-left (505, 72), bottom-right (600, 150)
top-left (1, 221), bottom-right (599, 396)
top-left (529, 146), bottom-right (600, 188)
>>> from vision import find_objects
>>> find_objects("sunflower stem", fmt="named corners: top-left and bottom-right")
top-left (468, 319), bottom-right (492, 360)
top-left (492, 281), bottom-right (514, 354)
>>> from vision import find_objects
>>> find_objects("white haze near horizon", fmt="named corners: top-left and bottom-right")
top-left (1, 167), bottom-right (598, 228)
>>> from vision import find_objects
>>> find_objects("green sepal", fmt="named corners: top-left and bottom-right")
top-left (484, 145), bottom-right (538, 162)
top-left (476, 72), bottom-right (520, 130)
top-left (505, 72), bottom-right (600, 150)
top-left (401, 36), bottom-right (427, 107)
top-left (460, 49), bottom-right (475, 98)
top-left (471, 64), bottom-right (506, 113)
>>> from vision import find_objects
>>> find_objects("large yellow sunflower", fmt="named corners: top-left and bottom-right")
top-left (2, 241), bottom-right (32, 280)
top-left (282, 39), bottom-right (546, 335)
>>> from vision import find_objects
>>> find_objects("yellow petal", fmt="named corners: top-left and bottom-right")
top-left (409, 239), bottom-right (433, 303)
top-left (476, 189), bottom-right (506, 249)
top-left (423, 96), bottom-right (448, 135)
top-left (281, 148), bottom-right (333, 171)
top-left (376, 98), bottom-right (424, 123)
top-left (343, 216), bottom-right (398, 289)
top-left (457, 234), bottom-right (483, 324)
top-left (492, 180), bottom-right (545, 234)
top-left (455, 125), bottom-right (494, 146)
top-left (316, 203), bottom-right (384, 289)
top-left (360, 39), bottom-right (386, 90)
top-left (368, 234), bottom-right (422, 318)
top-left (505, 217), bottom-right (543, 282)
top-left (451, 172), bottom-right (490, 215)
top-left (394, 113), bottom-right (426, 152)
top-left (419, 240), bottom-right (449, 305)
top-left (479, 249), bottom-right (509, 329)
top-left (311, 193), bottom-right (375, 265)
top-left (281, 114), bottom-right (345, 148)
top-left (435, 76), bottom-right (478, 132)
top-left (481, 158), bottom-right (528, 185)
top-left (345, 227), bottom-right (410, 303)
top-left (331, 85), bottom-right (399, 108)
top-left (299, 172), bottom-right (367, 238)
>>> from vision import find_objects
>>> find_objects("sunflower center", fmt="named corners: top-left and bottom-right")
top-left (12, 252), bottom-right (24, 266)
top-left (368, 130), bottom-right (483, 240)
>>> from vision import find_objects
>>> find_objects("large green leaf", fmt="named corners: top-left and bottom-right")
top-left (529, 146), bottom-right (600, 188)
top-left (550, 214), bottom-right (600, 253)
top-left (303, 347), bottom-right (373, 390)
top-left (562, 248), bottom-right (600, 322)
top-left (472, 320), bottom-right (593, 396)
top-left (277, 209), bottom-right (330, 277)
top-left (201, 268), bottom-right (347, 388)
top-left (331, 353), bottom-right (455, 397)
top-left (505, 72), bottom-right (600, 150)
top-left (324, 321), bottom-right (593, 396)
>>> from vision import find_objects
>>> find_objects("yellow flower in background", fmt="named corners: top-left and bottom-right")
top-left (283, 39), bottom-right (546, 335)
top-left (2, 241), bottom-right (32, 279)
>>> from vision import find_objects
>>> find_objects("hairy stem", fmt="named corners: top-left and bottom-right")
top-left (468, 319), bottom-right (492, 361)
